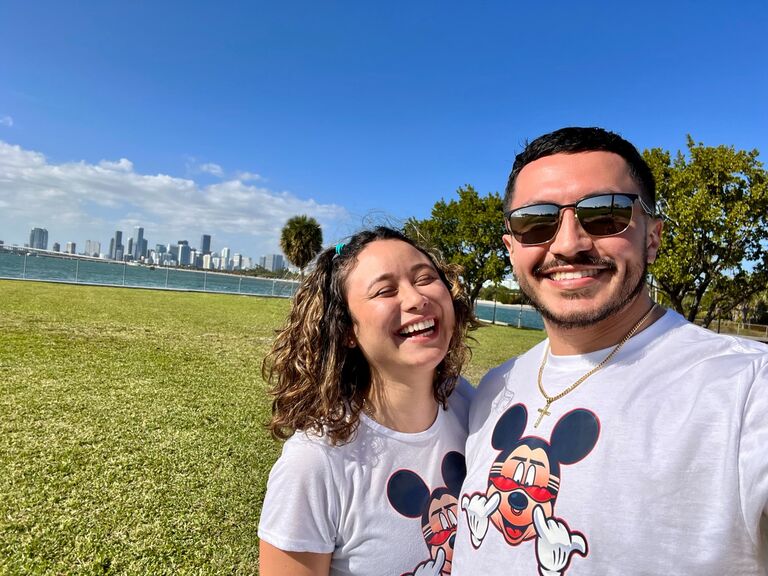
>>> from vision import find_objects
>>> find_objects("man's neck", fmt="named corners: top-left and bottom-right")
top-left (545, 294), bottom-right (662, 355)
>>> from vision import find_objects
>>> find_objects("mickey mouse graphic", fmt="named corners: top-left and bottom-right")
top-left (387, 451), bottom-right (466, 576)
top-left (461, 404), bottom-right (599, 576)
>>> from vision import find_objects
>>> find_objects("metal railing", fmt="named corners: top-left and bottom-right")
top-left (0, 246), bottom-right (298, 298)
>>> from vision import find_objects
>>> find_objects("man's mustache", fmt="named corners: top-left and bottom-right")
top-left (534, 256), bottom-right (617, 277)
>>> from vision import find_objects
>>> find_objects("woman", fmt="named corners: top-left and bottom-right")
top-left (258, 226), bottom-right (477, 576)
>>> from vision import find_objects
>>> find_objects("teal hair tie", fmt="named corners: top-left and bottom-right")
top-left (335, 243), bottom-right (345, 256)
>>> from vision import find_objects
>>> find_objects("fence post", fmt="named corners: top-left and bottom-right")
top-left (75, 259), bottom-right (79, 283)
top-left (122, 262), bottom-right (127, 286)
top-left (23, 253), bottom-right (27, 279)
top-left (203, 271), bottom-right (207, 291)
top-left (272, 279), bottom-right (276, 296)
top-left (165, 267), bottom-right (169, 288)
top-left (238, 276), bottom-right (242, 294)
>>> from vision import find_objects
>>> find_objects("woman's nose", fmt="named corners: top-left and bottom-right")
top-left (402, 284), bottom-right (428, 310)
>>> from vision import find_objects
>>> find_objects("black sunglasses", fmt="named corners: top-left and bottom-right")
top-left (504, 193), bottom-right (654, 246)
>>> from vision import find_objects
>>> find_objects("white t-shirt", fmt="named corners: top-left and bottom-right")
top-left (452, 310), bottom-right (768, 576)
top-left (258, 380), bottom-right (474, 576)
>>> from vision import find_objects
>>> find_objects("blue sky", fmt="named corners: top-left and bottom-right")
top-left (1, 1), bottom-right (766, 261)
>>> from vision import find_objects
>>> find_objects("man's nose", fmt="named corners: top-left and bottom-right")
top-left (547, 208), bottom-right (594, 257)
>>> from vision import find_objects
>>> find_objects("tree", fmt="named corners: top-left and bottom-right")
top-left (645, 137), bottom-right (768, 327)
top-left (406, 185), bottom-right (510, 305)
top-left (478, 283), bottom-right (527, 305)
top-left (280, 215), bottom-right (323, 278)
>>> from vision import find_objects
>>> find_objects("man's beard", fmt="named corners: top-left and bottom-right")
top-left (515, 246), bottom-right (649, 330)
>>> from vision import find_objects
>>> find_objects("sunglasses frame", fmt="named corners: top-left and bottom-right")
top-left (503, 192), bottom-right (655, 246)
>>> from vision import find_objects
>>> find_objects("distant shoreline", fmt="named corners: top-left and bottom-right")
top-left (475, 299), bottom-right (536, 311)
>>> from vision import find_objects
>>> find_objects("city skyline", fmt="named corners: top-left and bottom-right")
top-left (11, 224), bottom-right (290, 272)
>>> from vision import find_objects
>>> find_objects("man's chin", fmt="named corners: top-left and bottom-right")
top-left (521, 277), bottom-right (648, 329)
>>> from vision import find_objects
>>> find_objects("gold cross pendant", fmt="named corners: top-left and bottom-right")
top-left (534, 401), bottom-right (552, 428)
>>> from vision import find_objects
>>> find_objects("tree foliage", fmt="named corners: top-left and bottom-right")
top-left (645, 137), bottom-right (768, 326)
top-left (478, 284), bottom-right (528, 305)
top-left (280, 215), bottom-right (323, 277)
top-left (406, 185), bottom-right (510, 305)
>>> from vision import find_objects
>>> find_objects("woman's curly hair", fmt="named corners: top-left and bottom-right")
top-left (262, 225), bottom-right (478, 445)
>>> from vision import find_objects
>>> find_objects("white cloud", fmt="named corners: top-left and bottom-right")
top-left (0, 140), bottom-right (350, 258)
top-left (0, 116), bottom-right (13, 127)
top-left (199, 162), bottom-right (224, 177)
top-left (235, 171), bottom-right (264, 182)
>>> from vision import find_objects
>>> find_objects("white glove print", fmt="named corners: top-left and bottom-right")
top-left (533, 505), bottom-right (587, 576)
top-left (460, 491), bottom-right (501, 548)
top-left (407, 546), bottom-right (445, 576)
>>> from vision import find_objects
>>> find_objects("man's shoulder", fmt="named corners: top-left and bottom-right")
top-left (662, 309), bottom-right (768, 359)
top-left (475, 341), bottom-right (545, 394)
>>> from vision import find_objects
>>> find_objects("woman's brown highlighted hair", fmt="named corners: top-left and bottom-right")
top-left (262, 226), bottom-right (477, 445)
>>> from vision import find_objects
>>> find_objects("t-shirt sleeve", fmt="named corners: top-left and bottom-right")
top-left (454, 376), bottom-right (476, 403)
top-left (448, 377), bottom-right (476, 431)
top-left (738, 357), bottom-right (768, 547)
top-left (258, 435), bottom-right (339, 553)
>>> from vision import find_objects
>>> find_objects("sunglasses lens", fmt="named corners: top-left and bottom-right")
top-left (577, 195), bottom-right (634, 237)
top-left (506, 204), bottom-right (561, 245)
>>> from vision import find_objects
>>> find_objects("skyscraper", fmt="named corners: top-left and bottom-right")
top-left (264, 254), bottom-right (285, 272)
top-left (29, 227), bottom-right (48, 250)
top-left (65, 242), bottom-right (76, 254)
top-left (133, 226), bottom-right (144, 260)
top-left (200, 234), bottom-right (211, 255)
top-left (85, 240), bottom-right (101, 257)
top-left (111, 231), bottom-right (124, 260)
top-left (221, 247), bottom-right (231, 270)
top-left (177, 240), bottom-right (190, 266)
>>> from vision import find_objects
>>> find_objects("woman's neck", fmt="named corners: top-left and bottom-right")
top-left (365, 372), bottom-right (438, 433)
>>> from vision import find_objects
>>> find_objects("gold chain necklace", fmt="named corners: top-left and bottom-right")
top-left (534, 303), bottom-right (657, 428)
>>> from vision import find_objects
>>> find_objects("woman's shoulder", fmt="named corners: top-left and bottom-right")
top-left (444, 376), bottom-right (475, 432)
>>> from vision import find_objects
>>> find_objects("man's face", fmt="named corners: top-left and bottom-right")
top-left (502, 151), bottom-right (662, 329)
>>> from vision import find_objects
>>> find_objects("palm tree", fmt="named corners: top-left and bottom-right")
top-left (280, 215), bottom-right (323, 278)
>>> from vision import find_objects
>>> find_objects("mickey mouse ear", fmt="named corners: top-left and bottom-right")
top-left (491, 404), bottom-right (528, 451)
top-left (441, 451), bottom-right (466, 493)
top-left (387, 470), bottom-right (430, 518)
top-left (549, 409), bottom-right (600, 466)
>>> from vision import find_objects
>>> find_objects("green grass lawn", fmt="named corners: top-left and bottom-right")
top-left (0, 279), bottom-right (544, 574)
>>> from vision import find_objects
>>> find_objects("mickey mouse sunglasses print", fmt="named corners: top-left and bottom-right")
top-left (503, 192), bottom-right (655, 246)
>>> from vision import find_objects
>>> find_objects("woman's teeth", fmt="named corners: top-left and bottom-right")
top-left (399, 319), bottom-right (435, 337)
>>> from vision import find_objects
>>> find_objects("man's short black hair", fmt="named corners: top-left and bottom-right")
top-left (504, 127), bottom-right (656, 211)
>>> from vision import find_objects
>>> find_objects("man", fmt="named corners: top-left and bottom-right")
top-left (452, 127), bottom-right (768, 575)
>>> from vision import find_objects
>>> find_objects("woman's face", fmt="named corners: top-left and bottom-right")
top-left (344, 239), bottom-right (455, 384)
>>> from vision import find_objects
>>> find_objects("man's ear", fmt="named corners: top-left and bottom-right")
top-left (502, 233), bottom-right (515, 259)
top-left (646, 218), bottom-right (663, 264)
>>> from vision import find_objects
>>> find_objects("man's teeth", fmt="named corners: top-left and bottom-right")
top-left (550, 269), bottom-right (600, 281)
top-left (399, 319), bottom-right (436, 336)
